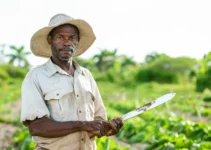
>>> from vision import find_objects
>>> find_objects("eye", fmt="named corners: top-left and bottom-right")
top-left (56, 35), bottom-right (63, 39)
top-left (71, 36), bottom-right (78, 40)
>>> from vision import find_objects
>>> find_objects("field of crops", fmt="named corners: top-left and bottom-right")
top-left (0, 79), bottom-right (211, 150)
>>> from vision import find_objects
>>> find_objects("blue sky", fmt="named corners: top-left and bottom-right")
top-left (1, 0), bottom-right (211, 66)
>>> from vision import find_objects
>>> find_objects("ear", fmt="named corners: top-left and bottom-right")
top-left (47, 35), bottom-right (52, 45)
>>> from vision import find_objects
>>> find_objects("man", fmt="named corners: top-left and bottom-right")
top-left (21, 14), bottom-right (123, 150)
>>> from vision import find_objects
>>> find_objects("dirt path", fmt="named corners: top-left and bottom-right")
top-left (0, 98), bottom-right (22, 150)
top-left (0, 123), bottom-right (20, 149)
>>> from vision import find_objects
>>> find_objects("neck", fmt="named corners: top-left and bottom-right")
top-left (51, 56), bottom-right (75, 75)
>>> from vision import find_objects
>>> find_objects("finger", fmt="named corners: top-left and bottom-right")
top-left (103, 121), bottom-right (112, 128)
top-left (111, 119), bottom-right (120, 132)
top-left (99, 121), bottom-right (109, 137)
top-left (110, 120), bottom-right (118, 134)
top-left (102, 121), bottom-right (112, 135)
top-left (112, 118), bottom-right (123, 130)
top-left (94, 121), bottom-right (105, 137)
top-left (106, 129), bottom-right (113, 136)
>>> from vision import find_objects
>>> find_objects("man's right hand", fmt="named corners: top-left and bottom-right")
top-left (84, 120), bottom-right (112, 138)
top-left (87, 118), bottom-right (123, 138)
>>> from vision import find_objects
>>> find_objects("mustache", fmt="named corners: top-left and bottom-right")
top-left (59, 48), bottom-right (73, 51)
top-left (59, 44), bottom-right (78, 52)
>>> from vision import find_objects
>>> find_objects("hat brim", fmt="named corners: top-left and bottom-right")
top-left (30, 19), bottom-right (96, 58)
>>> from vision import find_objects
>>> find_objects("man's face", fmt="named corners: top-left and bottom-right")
top-left (48, 24), bottom-right (79, 62)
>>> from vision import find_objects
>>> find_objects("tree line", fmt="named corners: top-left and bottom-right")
top-left (1, 44), bottom-right (211, 93)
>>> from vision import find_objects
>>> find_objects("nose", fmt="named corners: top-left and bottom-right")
top-left (63, 38), bottom-right (72, 46)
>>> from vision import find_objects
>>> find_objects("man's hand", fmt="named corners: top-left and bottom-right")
top-left (88, 118), bottom-right (123, 138)
top-left (85, 120), bottom-right (112, 138)
top-left (106, 117), bottom-right (123, 136)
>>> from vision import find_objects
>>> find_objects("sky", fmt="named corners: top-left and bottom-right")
top-left (1, 0), bottom-right (211, 66)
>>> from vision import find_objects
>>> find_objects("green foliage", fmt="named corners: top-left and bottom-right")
top-left (135, 54), bottom-right (197, 84)
top-left (96, 137), bottom-right (130, 150)
top-left (135, 66), bottom-right (178, 83)
top-left (93, 49), bottom-right (118, 72)
top-left (0, 64), bottom-right (9, 80)
top-left (195, 51), bottom-right (211, 92)
top-left (1, 48), bottom-right (211, 150)
top-left (0, 79), bottom-right (22, 123)
top-left (92, 49), bottom-right (136, 73)
top-left (77, 50), bottom-right (198, 86)
top-left (100, 82), bottom-right (211, 149)
top-left (145, 52), bottom-right (197, 74)
top-left (196, 69), bottom-right (211, 92)
top-left (3, 80), bottom-right (211, 150)
top-left (0, 65), bottom-right (26, 124)
top-left (13, 128), bottom-right (36, 150)
top-left (203, 95), bottom-right (211, 102)
top-left (7, 65), bottom-right (28, 78)
top-left (0, 69), bottom-right (8, 81)
top-left (115, 114), bottom-right (211, 150)
top-left (74, 57), bottom-right (96, 71)
top-left (144, 51), bottom-right (168, 63)
top-left (0, 64), bottom-right (28, 79)
top-left (135, 53), bottom-right (197, 83)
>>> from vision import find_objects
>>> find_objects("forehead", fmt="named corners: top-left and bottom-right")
top-left (50, 24), bottom-right (79, 36)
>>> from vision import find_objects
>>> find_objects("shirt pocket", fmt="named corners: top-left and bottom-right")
top-left (44, 86), bottom-right (74, 120)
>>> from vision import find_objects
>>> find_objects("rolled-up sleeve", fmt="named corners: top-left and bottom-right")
top-left (21, 77), bottom-right (50, 122)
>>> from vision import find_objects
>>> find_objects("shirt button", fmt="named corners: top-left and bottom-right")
top-left (81, 138), bottom-right (84, 141)
top-left (57, 93), bottom-right (59, 96)
top-left (79, 110), bottom-right (82, 113)
top-left (77, 95), bottom-right (79, 97)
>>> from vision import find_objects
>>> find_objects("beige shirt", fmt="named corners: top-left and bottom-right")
top-left (21, 59), bottom-right (107, 150)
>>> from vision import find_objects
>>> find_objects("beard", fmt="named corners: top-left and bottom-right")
top-left (51, 43), bottom-right (78, 62)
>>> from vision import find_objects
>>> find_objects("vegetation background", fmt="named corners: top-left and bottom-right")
top-left (0, 44), bottom-right (211, 150)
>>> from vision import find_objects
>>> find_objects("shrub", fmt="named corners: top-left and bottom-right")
top-left (0, 64), bottom-right (28, 79)
top-left (196, 69), bottom-right (211, 92)
top-left (0, 70), bottom-right (8, 80)
top-left (7, 65), bottom-right (27, 78)
top-left (195, 52), bottom-right (211, 92)
top-left (135, 67), bottom-right (178, 84)
top-left (203, 96), bottom-right (211, 102)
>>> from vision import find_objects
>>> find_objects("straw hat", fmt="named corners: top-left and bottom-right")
top-left (30, 14), bottom-right (96, 58)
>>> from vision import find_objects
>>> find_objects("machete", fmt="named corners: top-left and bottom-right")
top-left (121, 93), bottom-right (176, 121)
top-left (89, 93), bottom-right (176, 138)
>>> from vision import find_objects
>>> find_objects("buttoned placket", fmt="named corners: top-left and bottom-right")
top-left (59, 70), bottom-right (86, 148)
top-left (72, 71), bottom-right (87, 149)
top-left (73, 71), bottom-right (84, 119)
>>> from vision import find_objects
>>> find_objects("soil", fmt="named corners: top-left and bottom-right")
top-left (0, 123), bottom-right (20, 150)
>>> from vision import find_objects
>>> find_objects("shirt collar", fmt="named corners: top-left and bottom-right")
top-left (46, 58), bottom-right (85, 77)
